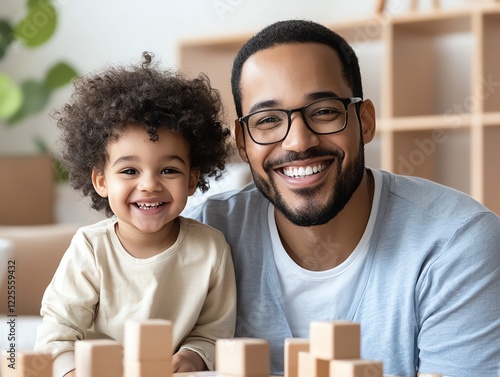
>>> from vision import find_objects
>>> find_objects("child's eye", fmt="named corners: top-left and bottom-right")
top-left (119, 168), bottom-right (138, 175)
top-left (161, 168), bottom-right (179, 175)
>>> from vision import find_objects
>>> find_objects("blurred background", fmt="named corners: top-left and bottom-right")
top-left (0, 0), bottom-right (496, 225)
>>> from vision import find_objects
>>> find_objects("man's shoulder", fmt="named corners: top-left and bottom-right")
top-left (378, 169), bottom-right (496, 222)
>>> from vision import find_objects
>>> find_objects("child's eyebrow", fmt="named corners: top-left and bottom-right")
top-left (160, 155), bottom-right (188, 166)
top-left (112, 155), bottom-right (139, 166)
top-left (111, 155), bottom-right (188, 166)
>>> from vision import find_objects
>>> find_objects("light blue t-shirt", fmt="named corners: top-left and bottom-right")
top-left (184, 169), bottom-right (500, 377)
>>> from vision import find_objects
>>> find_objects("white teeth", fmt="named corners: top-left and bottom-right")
top-left (136, 202), bottom-right (163, 209)
top-left (283, 163), bottom-right (325, 178)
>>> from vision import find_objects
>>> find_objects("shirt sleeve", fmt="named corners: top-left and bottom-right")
top-left (416, 211), bottom-right (500, 376)
top-left (34, 230), bottom-right (101, 377)
top-left (179, 241), bottom-right (237, 370)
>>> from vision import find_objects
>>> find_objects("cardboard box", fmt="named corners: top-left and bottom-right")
top-left (0, 155), bottom-right (55, 225)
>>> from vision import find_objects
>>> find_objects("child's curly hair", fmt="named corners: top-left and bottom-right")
top-left (55, 52), bottom-right (232, 216)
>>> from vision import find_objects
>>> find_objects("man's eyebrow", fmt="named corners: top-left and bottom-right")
top-left (305, 91), bottom-right (342, 101)
top-left (247, 99), bottom-right (281, 115)
top-left (246, 91), bottom-right (343, 115)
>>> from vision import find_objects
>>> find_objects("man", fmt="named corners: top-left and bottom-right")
top-left (185, 20), bottom-right (500, 376)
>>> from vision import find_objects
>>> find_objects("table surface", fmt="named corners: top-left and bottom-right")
top-left (174, 373), bottom-right (398, 377)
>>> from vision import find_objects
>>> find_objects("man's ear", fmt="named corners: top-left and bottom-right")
top-left (187, 168), bottom-right (200, 196)
top-left (234, 119), bottom-right (249, 163)
top-left (91, 168), bottom-right (108, 198)
top-left (358, 99), bottom-right (376, 145)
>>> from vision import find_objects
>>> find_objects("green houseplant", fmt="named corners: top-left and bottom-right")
top-left (0, 0), bottom-right (78, 183)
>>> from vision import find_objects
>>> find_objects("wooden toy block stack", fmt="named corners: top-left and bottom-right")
top-left (291, 320), bottom-right (383, 377)
top-left (123, 319), bottom-right (173, 377)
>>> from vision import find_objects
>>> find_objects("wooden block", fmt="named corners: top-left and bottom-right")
top-left (124, 319), bottom-right (173, 361)
top-left (330, 359), bottom-right (383, 377)
top-left (284, 338), bottom-right (309, 377)
top-left (298, 352), bottom-right (329, 377)
top-left (1, 351), bottom-right (52, 377)
top-left (309, 321), bottom-right (360, 360)
top-left (75, 339), bottom-right (123, 377)
top-left (216, 338), bottom-right (270, 377)
top-left (124, 359), bottom-right (172, 377)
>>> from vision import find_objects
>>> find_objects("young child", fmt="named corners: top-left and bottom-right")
top-left (35, 52), bottom-right (236, 377)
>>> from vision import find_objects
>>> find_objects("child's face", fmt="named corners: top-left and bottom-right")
top-left (92, 125), bottom-right (198, 235)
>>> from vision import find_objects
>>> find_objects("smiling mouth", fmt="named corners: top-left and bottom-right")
top-left (281, 161), bottom-right (331, 178)
top-left (134, 202), bottom-right (165, 210)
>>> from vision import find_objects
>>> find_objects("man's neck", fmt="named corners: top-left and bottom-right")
top-left (275, 170), bottom-right (374, 271)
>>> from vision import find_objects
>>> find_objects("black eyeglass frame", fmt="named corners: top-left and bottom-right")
top-left (238, 97), bottom-right (363, 146)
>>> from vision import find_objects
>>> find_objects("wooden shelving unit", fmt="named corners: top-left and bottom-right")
top-left (178, 4), bottom-right (500, 214)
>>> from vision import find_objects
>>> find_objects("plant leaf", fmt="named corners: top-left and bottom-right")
top-left (44, 61), bottom-right (78, 91)
top-left (0, 19), bottom-right (14, 59)
top-left (0, 72), bottom-right (23, 119)
top-left (7, 80), bottom-right (50, 125)
top-left (14, 0), bottom-right (57, 47)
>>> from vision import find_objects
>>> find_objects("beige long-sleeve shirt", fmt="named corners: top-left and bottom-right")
top-left (35, 216), bottom-right (236, 377)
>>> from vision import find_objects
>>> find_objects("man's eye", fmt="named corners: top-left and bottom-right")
top-left (258, 116), bottom-right (281, 124)
top-left (119, 168), bottom-right (137, 175)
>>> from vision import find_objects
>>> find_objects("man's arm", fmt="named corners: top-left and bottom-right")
top-left (416, 212), bottom-right (500, 376)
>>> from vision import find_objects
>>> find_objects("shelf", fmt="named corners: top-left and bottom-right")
top-left (385, 114), bottom-right (474, 131)
top-left (482, 112), bottom-right (500, 126)
top-left (391, 9), bottom-right (473, 33)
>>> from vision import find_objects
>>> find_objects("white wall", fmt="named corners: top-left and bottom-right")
top-left (0, 0), bottom-right (470, 223)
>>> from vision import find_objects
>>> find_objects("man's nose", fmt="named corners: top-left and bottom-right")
top-left (281, 112), bottom-right (320, 152)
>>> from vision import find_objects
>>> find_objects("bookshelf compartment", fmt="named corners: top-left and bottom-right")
top-left (391, 128), bottom-right (471, 195)
top-left (482, 11), bottom-right (500, 113)
top-left (391, 15), bottom-right (473, 118)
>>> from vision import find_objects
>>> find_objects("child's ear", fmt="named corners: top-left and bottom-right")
top-left (92, 168), bottom-right (108, 198)
top-left (187, 168), bottom-right (200, 196)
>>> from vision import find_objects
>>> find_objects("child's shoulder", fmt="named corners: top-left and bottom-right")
top-left (75, 217), bottom-right (117, 241)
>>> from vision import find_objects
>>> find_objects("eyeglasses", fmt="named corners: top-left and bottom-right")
top-left (239, 97), bottom-right (362, 145)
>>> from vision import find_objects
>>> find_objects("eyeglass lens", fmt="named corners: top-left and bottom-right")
top-left (246, 98), bottom-right (348, 144)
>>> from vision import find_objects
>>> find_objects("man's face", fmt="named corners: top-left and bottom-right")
top-left (236, 43), bottom-right (369, 226)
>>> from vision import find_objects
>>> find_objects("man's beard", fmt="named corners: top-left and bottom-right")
top-left (250, 139), bottom-right (365, 227)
